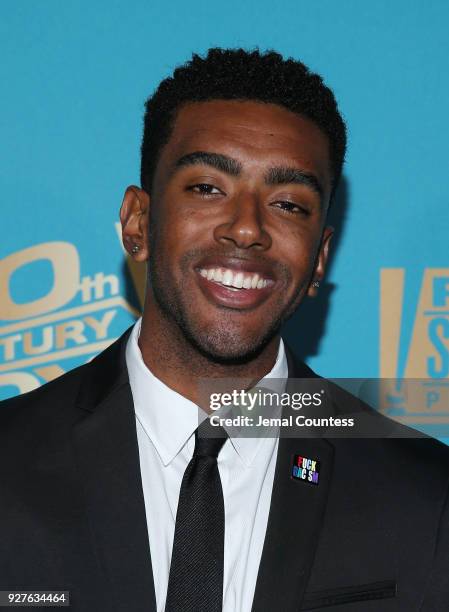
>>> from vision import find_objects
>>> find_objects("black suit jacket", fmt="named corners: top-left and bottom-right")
top-left (1, 329), bottom-right (449, 611)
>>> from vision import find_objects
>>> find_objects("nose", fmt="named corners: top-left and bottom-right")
top-left (213, 190), bottom-right (272, 251)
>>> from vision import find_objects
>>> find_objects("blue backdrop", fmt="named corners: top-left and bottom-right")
top-left (1, 1), bottom-right (448, 436)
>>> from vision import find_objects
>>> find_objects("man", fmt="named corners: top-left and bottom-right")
top-left (0, 48), bottom-right (448, 612)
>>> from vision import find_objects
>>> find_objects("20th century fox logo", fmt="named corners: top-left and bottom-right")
top-left (0, 226), bottom-right (140, 399)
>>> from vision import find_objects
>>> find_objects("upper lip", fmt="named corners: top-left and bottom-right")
top-left (195, 255), bottom-right (277, 281)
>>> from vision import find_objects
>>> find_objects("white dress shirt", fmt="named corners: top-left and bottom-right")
top-left (126, 319), bottom-right (288, 612)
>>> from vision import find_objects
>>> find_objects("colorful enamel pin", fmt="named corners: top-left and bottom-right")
top-left (292, 454), bottom-right (320, 485)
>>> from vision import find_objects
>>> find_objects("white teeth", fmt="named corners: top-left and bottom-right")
top-left (234, 272), bottom-right (244, 288)
top-left (199, 267), bottom-right (269, 290)
top-left (222, 269), bottom-right (233, 286)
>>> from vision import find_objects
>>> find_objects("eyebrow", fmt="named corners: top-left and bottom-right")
top-left (173, 150), bottom-right (323, 197)
top-left (264, 166), bottom-right (323, 197)
top-left (174, 151), bottom-right (242, 176)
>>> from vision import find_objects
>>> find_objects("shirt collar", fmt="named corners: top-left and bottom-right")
top-left (126, 318), bottom-right (288, 467)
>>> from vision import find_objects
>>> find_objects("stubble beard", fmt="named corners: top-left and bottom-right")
top-left (147, 245), bottom-right (306, 365)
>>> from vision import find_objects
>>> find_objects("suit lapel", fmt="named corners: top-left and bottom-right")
top-left (71, 330), bottom-right (157, 612)
top-left (251, 346), bottom-right (335, 612)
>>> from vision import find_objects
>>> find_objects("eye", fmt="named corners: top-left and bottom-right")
top-left (272, 201), bottom-right (310, 216)
top-left (188, 183), bottom-right (223, 196)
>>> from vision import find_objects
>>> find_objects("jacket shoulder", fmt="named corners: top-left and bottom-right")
top-left (284, 343), bottom-right (449, 467)
top-left (0, 362), bottom-right (88, 430)
top-left (0, 327), bottom-right (132, 430)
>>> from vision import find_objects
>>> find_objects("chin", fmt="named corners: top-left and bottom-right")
top-left (185, 324), bottom-right (276, 365)
top-left (152, 282), bottom-right (282, 363)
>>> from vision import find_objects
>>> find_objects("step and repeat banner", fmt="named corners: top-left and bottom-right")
top-left (1, 2), bottom-right (448, 436)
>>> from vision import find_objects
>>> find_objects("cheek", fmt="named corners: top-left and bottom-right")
top-left (152, 205), bottom-right (192, 248)
top-left (276, 232), bottom-right (318, 277)
top-left (152, 213), bottom-right (213, 282)
top-left (161, 197), bottom-right (212, 235)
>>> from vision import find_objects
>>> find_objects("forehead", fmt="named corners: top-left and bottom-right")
top-left (157, 100), bottom-right (331, 193)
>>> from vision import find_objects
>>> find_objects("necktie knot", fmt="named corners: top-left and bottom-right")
top-left (194, 420), bottom-right (227, 458)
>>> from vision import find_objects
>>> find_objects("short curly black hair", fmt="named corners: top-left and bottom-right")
top-left (141, 48), bottom-right (347, 199)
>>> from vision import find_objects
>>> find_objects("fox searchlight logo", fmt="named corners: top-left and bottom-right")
top-left (380, 268), bottom-right (449, 429)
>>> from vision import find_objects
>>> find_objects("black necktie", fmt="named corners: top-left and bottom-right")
top-left (165, 420), bottom-right (227, 612)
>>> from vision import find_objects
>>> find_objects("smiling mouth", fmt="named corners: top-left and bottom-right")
top-left (195, 263), bottom-right (276, 310)
top-left (198, 267), bottom-right (270, 291)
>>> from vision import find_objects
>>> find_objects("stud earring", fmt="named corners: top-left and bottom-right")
top-left (312, 280), bottom-right (320, 288)
top-left (131, 244), bottom-right (140, 254)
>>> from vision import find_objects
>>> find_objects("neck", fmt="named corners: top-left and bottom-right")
top-left (138, 297), bottom-right (280, 408)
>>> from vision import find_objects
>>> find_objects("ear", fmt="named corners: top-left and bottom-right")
top-left (307, 225), bottom-right (334, 298)
top-left (120, 186), bottom-right (150, 261)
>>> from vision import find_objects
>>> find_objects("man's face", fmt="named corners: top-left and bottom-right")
top-left (146, 100), bottom-right (333, 362)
